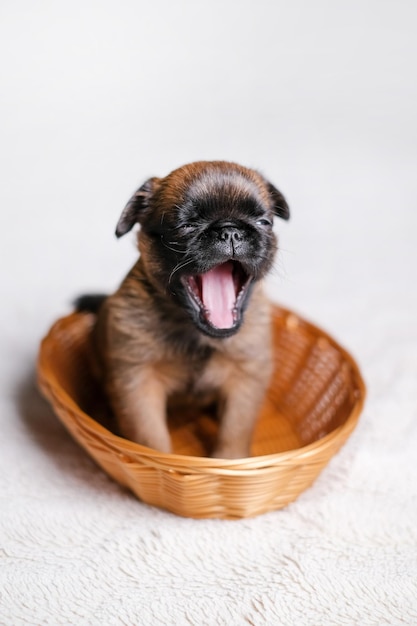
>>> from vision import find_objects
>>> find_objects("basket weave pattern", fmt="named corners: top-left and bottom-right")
top-left (38, 307), bottom-right (365, 519)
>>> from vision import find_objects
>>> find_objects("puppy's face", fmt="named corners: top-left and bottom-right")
top-left (116, 161), bottom-right (289, 338)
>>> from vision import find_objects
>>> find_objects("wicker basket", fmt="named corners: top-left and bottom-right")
top-left (37, 306), bottom-right (365, 519)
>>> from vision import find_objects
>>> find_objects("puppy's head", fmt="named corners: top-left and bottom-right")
top-left (116, 161), bottom-right (289, 338)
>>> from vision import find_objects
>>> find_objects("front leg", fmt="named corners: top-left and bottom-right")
top-left (106, 368), bottom-right (172, 453)
top-left (213, 376), bottom-right (268, 459)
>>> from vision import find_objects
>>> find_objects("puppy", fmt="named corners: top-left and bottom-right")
top-left (83, 161), bottom-right (289, 458)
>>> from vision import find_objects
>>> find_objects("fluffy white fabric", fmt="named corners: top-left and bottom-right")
top-left (1, 1), bottom-right (416, 624)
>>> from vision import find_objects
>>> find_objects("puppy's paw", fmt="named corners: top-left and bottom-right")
top-left (211, 444), bottom-right (251, 460)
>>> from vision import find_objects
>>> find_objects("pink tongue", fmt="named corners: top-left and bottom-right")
top-left (201, 262), bottom-right (236, 329)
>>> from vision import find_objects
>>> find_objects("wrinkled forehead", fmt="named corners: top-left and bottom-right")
top-left (186, 170), bottom-right (266, 206)
top-left (154, 164), bottom-right (273, 221)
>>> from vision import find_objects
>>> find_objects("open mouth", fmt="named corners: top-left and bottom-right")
top-left (182, 261), bottom-right (253, 332)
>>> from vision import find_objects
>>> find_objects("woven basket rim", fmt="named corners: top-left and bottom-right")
top-left (38, 304), bottom-right (366, 475)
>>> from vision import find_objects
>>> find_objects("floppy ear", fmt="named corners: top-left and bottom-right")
top-left (267, 182), bottom-right (290, 221)
top-left (115, 177), bottom-right (158, 238)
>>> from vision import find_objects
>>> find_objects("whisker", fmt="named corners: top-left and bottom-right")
top-left (160, 235), bottom-right (188, 254)
top-left (166, 241), bottom-right (189, 249)
top-left (266, 257), bottom-right (288, 281)
top-left (161, 241), bottom-right (188, 254)
top-left (168, 258), bottom-right (194, 284)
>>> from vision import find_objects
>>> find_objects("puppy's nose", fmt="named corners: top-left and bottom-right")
top-left (215, 222), bottom-right (244, 243)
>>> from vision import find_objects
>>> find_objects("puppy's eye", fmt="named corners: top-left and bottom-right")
top-left (256, 218), bottom-right (272, 227)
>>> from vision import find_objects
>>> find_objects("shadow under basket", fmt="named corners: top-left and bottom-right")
top-left (37, 306), bottom-right (366, 519)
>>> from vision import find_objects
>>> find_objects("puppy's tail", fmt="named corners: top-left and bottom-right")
top-left (73, 294), bottom-right (107, 314)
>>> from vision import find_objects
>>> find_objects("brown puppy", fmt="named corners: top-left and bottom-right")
top-left (86, 161), bottom-right (289, 458)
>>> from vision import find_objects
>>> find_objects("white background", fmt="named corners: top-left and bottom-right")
top-left (1, 1), bottom-right (417, 624)
top-left (1, 0), bottom-right (416, 346)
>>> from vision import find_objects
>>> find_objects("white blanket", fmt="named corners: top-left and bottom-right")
top-left (1, 1), bottom-right (416, 624)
